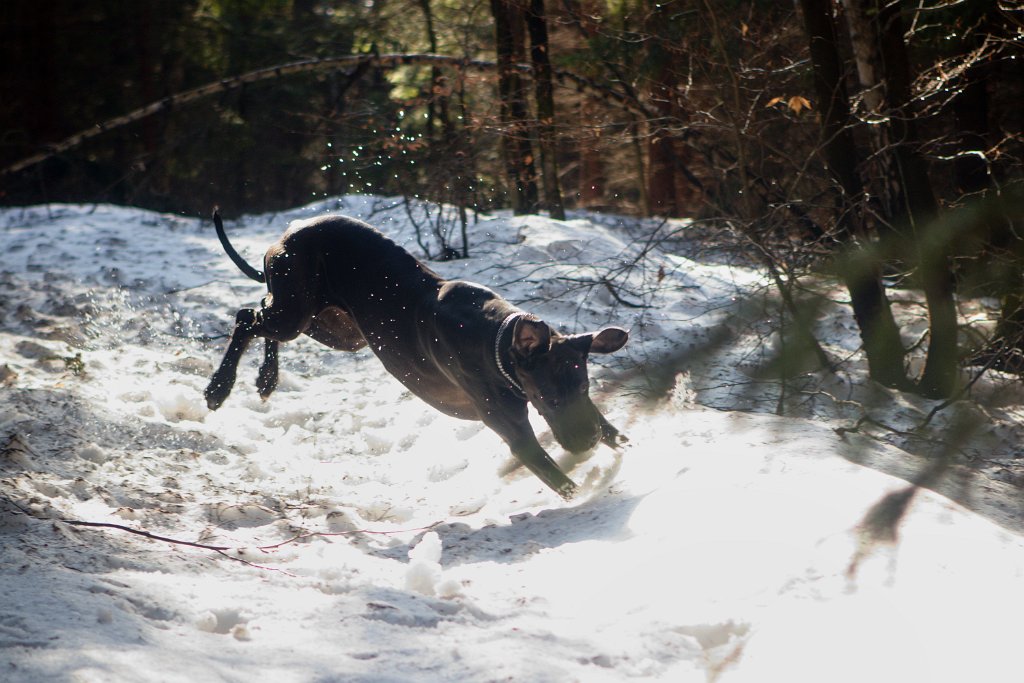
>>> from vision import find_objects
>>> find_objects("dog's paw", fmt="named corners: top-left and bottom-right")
top-left (557, 479), bottom-right (579, 501)
top-left (204, 376), bottom-right (233, 411)
top-left (600, 423), bottom-right (629, 450)
top-left (204, 393), bottom-right (226, 411)
top-left (256, 366), bottom-right (278, 401)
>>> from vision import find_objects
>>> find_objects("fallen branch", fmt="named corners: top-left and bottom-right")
top-left (55, 518), bottom-right (291, 574)
top-left (60, 518), bottom-right (231, 551)
top-left (2, 498), bottom-right (441, 573)
top-left (61, 516), bottom-right (441, 550)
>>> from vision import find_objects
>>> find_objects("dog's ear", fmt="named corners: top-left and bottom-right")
top-left (588, 327), bottom-right (629, 354)
top-left (512, 318), bottom-right (551, 357)
top-left (566, 327), bottom-right (628, 355)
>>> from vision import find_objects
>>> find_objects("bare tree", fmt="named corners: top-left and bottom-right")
top-left (524, 0), bottom-right (566, 219)
top-left (798, 0), bottom-right (909, 389)
top-left (491, 0), bottom-right (540, 214)
top-left (841, 0), bottom-right (959, 398)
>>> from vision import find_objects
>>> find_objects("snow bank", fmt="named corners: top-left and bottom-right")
top-left (1, 197), bottom-right (1022, 682)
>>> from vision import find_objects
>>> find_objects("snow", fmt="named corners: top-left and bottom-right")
top-left (1, 195), bottom-right (1023, 682)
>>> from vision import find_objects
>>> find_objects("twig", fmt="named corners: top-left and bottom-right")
top-left (600, 278), bottom-right (649, 309)
top-left (833, 414), bottom-right (917, 439)
top-left (59, 519), bottom-right (232, 551)
top-left (255, 520), bottom-right (443, 551)
top-left (211, 549), bottom-right (296, 575)
top-left (164, 280), bottom-right (220, 295)
top-left (916, 351), bottom-right (998, 429)
top-left (4, 499), bottom-right (442, 573)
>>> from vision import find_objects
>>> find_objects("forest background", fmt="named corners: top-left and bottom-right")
top-left (1, 0), bottom-right (1023, 402)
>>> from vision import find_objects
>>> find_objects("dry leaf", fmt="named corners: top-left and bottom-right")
top-left (788, 96), bottom-right (812, 115)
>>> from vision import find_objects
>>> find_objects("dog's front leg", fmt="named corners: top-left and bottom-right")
top-left (599, 414), bottom-right (629, 449)
top-left (482, 408), bottom-right (579, 500)
top-left (205, 308), bottom-right (258, 410)
top-left (511, 435), bottom-right (579, 501)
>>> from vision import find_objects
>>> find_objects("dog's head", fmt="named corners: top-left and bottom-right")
top-left (510, 317), bottom-right (628, 453)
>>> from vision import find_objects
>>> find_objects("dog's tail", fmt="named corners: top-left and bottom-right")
top-left (212, 209), bottom-right (265, 283)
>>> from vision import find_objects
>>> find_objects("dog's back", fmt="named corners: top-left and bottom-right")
top-left (270, 215), bottom-right (442, 311)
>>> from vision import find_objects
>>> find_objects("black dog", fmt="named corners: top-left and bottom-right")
top-left (205, 211), bottom-right (628, 499)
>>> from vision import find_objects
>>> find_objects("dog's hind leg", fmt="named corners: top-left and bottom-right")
top-left (257, 307), bottom-right (364, 401)
top-left (305, 307), bottom-right (367, 352)
top-left (241, 269), bottom-right (316, 400)
top-left (207, 267), bottom-right (316, 408)
top-left (257, 339), bottom-right (279, 400)
top-left (206, 308), bottom-right (259, 410)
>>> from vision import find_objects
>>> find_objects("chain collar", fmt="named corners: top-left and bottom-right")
top-left (495, 311), bottom-right (527, 397)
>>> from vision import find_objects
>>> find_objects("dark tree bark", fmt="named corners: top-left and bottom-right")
top-left (577, 100), bottom-right (607, 209)
top-left (417, 0), bottom-right (453, 142)
top-left (646, 76), bottom-right (678, 216)
top-left (491, 0), bottom-right (539, 214)
top-left (798, 0), bottom-right (909, 389)
top-left (843, 0), bottom-right (959, 398)
top-left (953, 67), bottom-right (990, 196)
top-left (644, 2), bottom-right (689, 217)
top-left (524, 0), bottom-right (565, 219)
top-left (952, 7), bottom-right (994, 197)
top-left (878, 1), bottom-right (958, 399)
top-left (23, 4), bottom-right (61, 147)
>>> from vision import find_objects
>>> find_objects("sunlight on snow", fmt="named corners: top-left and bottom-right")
top-left (1, 198), bottom-right (1023, 682)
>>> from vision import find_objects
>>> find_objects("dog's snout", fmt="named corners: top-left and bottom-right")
top-left (544, 398), bottom-right (604, 453)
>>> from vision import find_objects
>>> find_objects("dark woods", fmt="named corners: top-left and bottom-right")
top-left (1, 0), bottom-right (1023, 398)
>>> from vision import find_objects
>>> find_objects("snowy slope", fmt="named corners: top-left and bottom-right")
top-left (1, 197), bottom-right (1022, 682)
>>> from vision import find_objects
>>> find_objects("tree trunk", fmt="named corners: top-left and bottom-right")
top-left (644, 2), bottom-right (681, 216)
top-left (842, 0), bottom-right (959, 398)
top-left (418, 0), bottom-right (452, 142)
top-left (23, 3), bottom-right (61, 150)
top-left (798, 0), bottom-right (908, 388)
top-left (646, 85), bottom-right (678, 216)
top-left (524, 0), bottom-right (565, 219)
top-left (646, 97), bottom-right (701, 217)
top-left (878, 0), bottom-right (959, 398)
top-left (953, 65), bottom-right (990, 196)
top-left (952, 7), bottom-right (993, 197)
top-left (491, 0), bottom-right (539, 214)
top-left (839, 0), bottom-right (901, 231)
top-left (577, 100), bottom-right (606, 209)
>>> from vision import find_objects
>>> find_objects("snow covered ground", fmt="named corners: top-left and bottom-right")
top-left (1, 196), bottom-right (1022, 682)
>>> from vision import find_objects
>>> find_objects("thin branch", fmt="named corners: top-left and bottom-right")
top-left (60, 518), bottom-right (232, 551)
top-left (255, 521), bottom-right (443, 551)
top-left (3, 498), bottom-right (442, 573)
top-left (916, 348), bottom-right (1001, 429)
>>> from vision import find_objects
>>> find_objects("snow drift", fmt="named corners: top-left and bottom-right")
top-left (1, 196), bottom-right (1022, 682)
